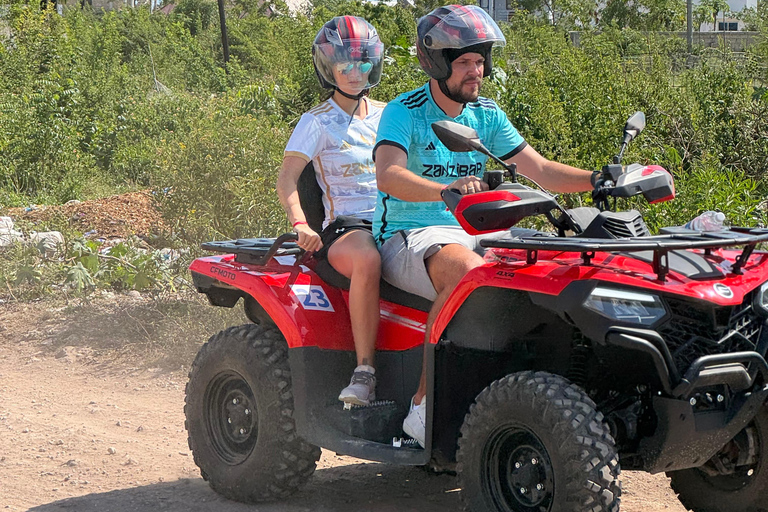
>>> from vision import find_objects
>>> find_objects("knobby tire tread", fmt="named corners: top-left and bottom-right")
top-left (456, 371), bottom-right (621, 512)
top-left (184, 324), bottom-right (321, 503)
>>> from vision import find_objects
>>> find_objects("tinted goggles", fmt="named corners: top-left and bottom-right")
top-left (335, 61), bottom-right (373, 75)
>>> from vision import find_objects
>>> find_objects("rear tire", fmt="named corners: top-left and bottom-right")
top-left (184, 324), bottom-right (321, 503)
top-left (457, 371), bottom-right (621, 512)
top-left (669, 406), bottom-right (768, 512)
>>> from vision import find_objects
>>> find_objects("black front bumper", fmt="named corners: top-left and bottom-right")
top-left (639, 387), bottom-right (767, 473)
top-left (608, 328), bottom-right (768, 473)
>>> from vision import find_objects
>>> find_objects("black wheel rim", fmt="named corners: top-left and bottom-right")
top-left (204, 371), bottom-right (259, 465)
top-left (481, 424), bottom-right (555, 511)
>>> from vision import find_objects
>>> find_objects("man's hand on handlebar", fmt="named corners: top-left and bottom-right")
top-left (590, 170), bottom-right (603, 188)
top-left (294, 223), bottom-right (323, 253)
top-left (447, 176), bottom-right (489, 195)
top-left (591, 171), bottom-right (613, 209)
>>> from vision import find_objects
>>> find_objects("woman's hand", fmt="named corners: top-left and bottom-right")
top-left (294, 223), bottom-right (323, 253)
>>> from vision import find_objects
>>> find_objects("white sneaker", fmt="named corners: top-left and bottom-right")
top-left (402, 396), bottom-right (427, 448)
top-left (338, 365), bottom-right (376, 406)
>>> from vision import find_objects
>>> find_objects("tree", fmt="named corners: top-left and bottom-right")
top-left (694, 0), bottom-right (729, 31)
top-left (515, 0), bottom-right (597, 28)
top-left (599, 0), bottom-right (685, 30)
top-left (737, 4), bottom-right (767, 32)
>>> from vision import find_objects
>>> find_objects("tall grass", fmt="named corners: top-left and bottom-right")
top-left (0, 1), bottom-right (766, 240)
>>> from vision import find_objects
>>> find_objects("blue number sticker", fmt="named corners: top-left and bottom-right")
top-left (311, 288), bottom-right (330, 308)
top-left (291, 285), bottom-right (335, 312)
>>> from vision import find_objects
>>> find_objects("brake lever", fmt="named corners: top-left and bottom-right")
top-left (592, 181), bottom-right (614, 212)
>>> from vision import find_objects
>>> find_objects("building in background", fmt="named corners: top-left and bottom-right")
top-left (480, 0), bottom-right (759, 30)
top-left (478, 0), bottom-right (514, 22)
top-left (698, 0), bottom-right (758, 31)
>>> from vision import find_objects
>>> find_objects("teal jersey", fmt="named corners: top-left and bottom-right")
top-left (372, 83), bottom-right (527, 243)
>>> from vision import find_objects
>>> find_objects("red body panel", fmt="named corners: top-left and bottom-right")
top-left (428, 247), bottom-right (768, 345)
top-left (190, 254), bottom-right (426, 351)
top-left (192, 246), bottom-right (768, 351)
top-left (642, 165), bottom-right (676, 203)
top-left (454, 190), bottom-right (521, 235)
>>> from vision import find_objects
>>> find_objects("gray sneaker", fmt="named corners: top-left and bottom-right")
top-left (338, 366), bottom-right (376, 406)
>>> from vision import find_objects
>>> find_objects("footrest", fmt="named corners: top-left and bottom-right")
top-left (329, 400), bottom-right (406, 444)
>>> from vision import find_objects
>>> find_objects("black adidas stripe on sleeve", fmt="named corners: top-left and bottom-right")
top-left (500, 141), bottom-right (528, 161)
top-left (373, 140), bottom-right (409, 161)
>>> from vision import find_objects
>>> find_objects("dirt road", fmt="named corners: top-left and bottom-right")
top-left (0, 296), bottom-right (688, 512)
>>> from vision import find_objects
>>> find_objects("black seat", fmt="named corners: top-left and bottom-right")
top-left (297, 162), bottom-right (433, 313)
top-left (297, 161), bottom-right (327, 234)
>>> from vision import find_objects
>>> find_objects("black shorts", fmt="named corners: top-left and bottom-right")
top-left (315, 215), bottom-right (373, 261)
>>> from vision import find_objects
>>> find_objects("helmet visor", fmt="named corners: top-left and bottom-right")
top-left (420, 5), bottom-right (506, 50)
top-left (335, 61), bottom-right (374, 75)
top-left (314, 39), bottom-right (384, 89)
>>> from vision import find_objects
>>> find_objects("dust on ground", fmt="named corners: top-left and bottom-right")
top-left (0, 294), bottom-right (688, 511)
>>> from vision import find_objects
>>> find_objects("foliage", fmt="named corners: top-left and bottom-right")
top-left (600, 0), bottom-right (686, 30)
top-left (693, 0), bottom-right (730, 32)
top-left (493, 14), bottom-right (768, 223)
top-left (0, 1), bottom-right (767, 302)
top-left (0, 234), bottom-right (185, 300)
top-left (515, 0), bottom-right (597, 29)
top-left (740, 3), bottom-right (768, 33)
top-left (171, 0), bottom-right (218, 36)
top-left (155, 94), bottom-right (292, 241)
top-left (639, 164), bottom-right (765, 233)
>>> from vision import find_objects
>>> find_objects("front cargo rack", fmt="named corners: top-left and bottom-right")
top-left (482, 227), bottom-right (768, 281)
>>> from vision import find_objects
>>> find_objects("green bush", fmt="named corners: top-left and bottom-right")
top-left (0, 234), bottom-right (184, 301)
top-left (154, 93), bottom-right (291, 240)
top-left (0, 1), bottom-right (766, 267)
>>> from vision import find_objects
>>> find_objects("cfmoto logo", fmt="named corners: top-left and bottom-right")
top-left (713, 283), bottom-right (734, 299)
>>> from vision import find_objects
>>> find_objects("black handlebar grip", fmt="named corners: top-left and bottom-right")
top-left (483, 170), bottom-right (504, 190)
top-left (441, 187), bottom-right (462, 214)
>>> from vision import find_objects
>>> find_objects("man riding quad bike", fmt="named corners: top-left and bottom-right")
top-left (184, 110), bottom-right (768, 511)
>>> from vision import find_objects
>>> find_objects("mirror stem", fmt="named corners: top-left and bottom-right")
top-left (472, 139), bottom-right (518, 183)
top-left (614, 142), bottom-right (628, 165)
top-left (486, 153), bottom-right (518, 183)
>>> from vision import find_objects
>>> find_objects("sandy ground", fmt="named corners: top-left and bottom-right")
top-left (0, 296), bottom-right (689, 512)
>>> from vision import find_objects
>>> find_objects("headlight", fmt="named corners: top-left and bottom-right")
top-left (583, 287), bottom-right (666, 326)
top-left (754, 281), bottom-right (768, 317)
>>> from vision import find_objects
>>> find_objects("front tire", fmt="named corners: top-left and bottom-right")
top-left (457, 371), bottom-right (621, 512)
top-left (669, 405), bottom-right (768, 512)
top-left (184, 324), bottom-right (321, 503)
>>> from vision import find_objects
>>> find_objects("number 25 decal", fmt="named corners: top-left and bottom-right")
top-left (290, 285), bottom-right (335, 312)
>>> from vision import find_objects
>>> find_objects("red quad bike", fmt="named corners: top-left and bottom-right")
top-left (185, 112), bottom-right (768, 512)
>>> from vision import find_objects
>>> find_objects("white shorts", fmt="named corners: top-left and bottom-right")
top-left (379, 226), bottom-right (539, 301)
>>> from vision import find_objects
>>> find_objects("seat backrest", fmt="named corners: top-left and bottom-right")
top-left (295, 161), bottom-right (434, 312)
top-left (297, 161), bottom-right (325, 234)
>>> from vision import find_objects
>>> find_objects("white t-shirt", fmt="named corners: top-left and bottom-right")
top-left (284, 97), bottom-right (385, 229)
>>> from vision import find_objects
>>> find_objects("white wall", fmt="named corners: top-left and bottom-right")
top-left (695, 0), bottom-right (758, 31)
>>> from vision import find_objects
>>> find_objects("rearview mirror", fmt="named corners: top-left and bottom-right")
top-left (431, 120), bottom-right (519, 183)
top-left (623, 111), bottom-right (646, 143)
top-left (431, 121), bottom-right (485, 153)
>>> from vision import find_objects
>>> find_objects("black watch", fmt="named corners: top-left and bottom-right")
top-left (590, 170), bottom-right (602, 187)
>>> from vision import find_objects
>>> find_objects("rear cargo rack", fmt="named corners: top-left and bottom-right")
top-left (201, 233), bottom-right (301, 266)
top-left (481, 227), bottom-right (768, 281)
